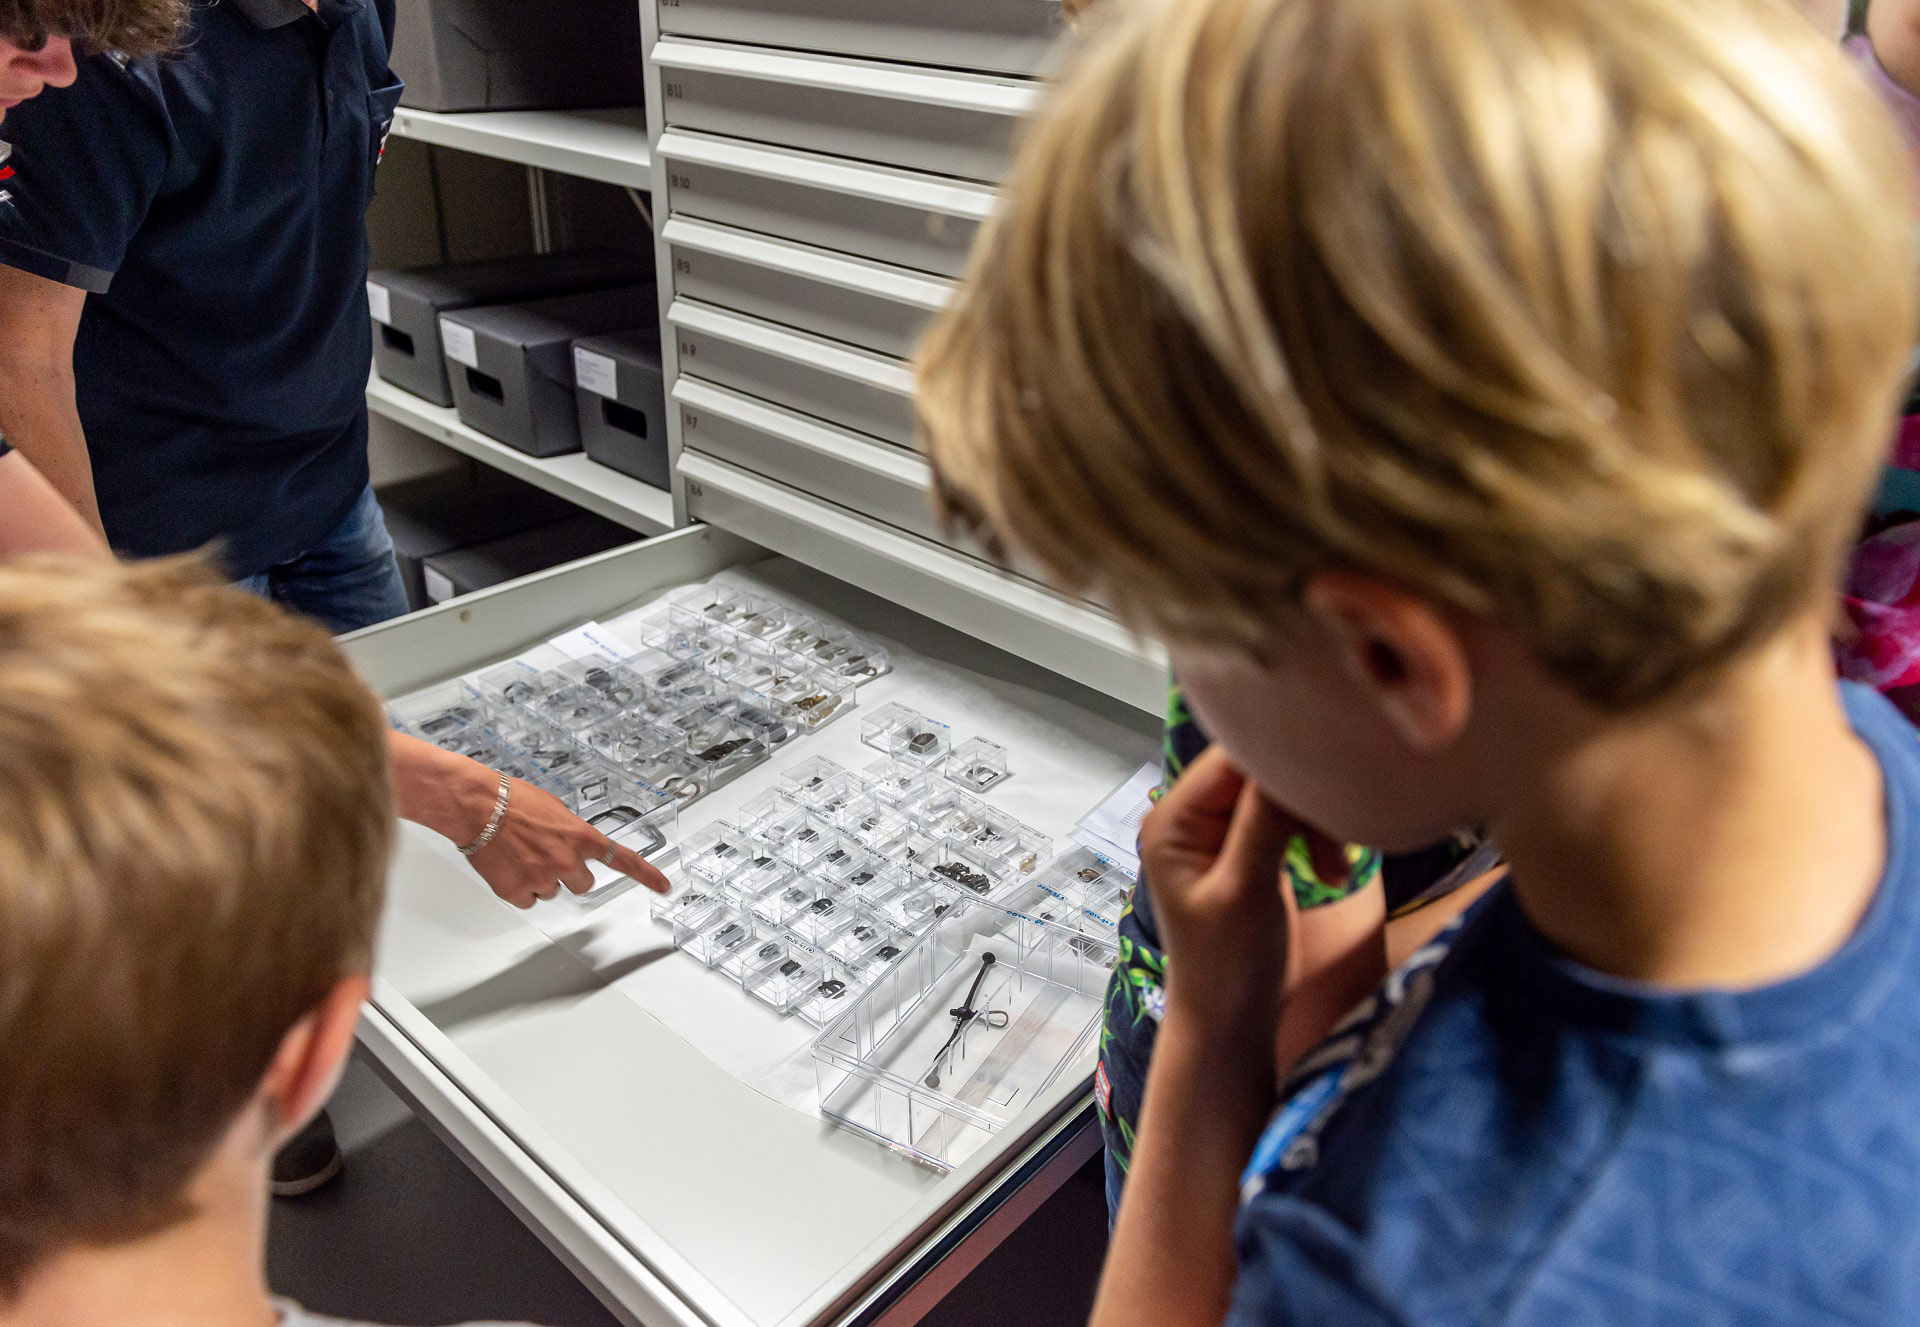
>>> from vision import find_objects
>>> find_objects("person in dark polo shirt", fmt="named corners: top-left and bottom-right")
top-left (0, 0), bottom-right (408, 629)
top-left (0, 0), bottom-right (671, 1199)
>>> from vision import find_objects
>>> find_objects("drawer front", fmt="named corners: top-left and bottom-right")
top-left (674, 375), bottom-right (942, 544)
top-left (660, 134), bottom-right (991, 279)
top-left (669, 300), bottom-right (917, 450)
top-left (656, 0), bottom-right (1068, 77)
top-left (678, 452), bottom-right (1167, 713)
top-left (657, 49), bottom-right (1031, 183)
top-left (665, 219), bottom-right (950, 360)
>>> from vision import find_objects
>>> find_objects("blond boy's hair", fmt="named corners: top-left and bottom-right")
top-left (918, 0), bottom-right (1918, 709)
top-left (0, 557), bottom-right (393, 1297)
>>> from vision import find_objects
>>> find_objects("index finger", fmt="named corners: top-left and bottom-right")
top-left (605, 838), bottom-right (673, 894)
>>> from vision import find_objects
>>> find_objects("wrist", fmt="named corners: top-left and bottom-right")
top-left (1159, 995), bottom-right (1282, 1087)
top-left (389, 733), bottom-right (500, 843)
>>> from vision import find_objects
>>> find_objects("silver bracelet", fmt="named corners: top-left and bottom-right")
top-left (459, 775), bottom-right (512, 858)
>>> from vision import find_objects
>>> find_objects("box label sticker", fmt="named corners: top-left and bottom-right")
top-left (422, 566), bottom-right (456, 604)
top-left (550, 621), bottom-right (638, 662)
top-left (366, 281), bottom-right (391, 325)
top-left (574, 346), bottom-right (618, 398)
top-left (440, 319), bottom-right (478, 369)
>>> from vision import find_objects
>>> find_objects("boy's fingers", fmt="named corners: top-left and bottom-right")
top-left (1213, 780), bottom-right (1300, 904)
top-left (1142, 747), bottom-right (1247, 863)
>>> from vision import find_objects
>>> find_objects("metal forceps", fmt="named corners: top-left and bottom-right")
top-left (925, 952), bottom-right (1010, 1089)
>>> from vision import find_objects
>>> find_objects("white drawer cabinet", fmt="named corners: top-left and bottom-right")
top-left (674, 377), bottom-right (938, 543)
top-left (664, 218), bottom-right (950, 362)
top-left (656, 0), bottom-right (1069, 78)
top-left (669, 300), bottom-right (917, 449)
top-left (655, 41), bottom-right (1041, 184)
top-left (660, 132), bottom-right (994, 279)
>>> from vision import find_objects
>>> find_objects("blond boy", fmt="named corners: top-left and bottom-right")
top-left (0, 557), bottom-right (538, 1327)
top-left (918, 0), bottom-right (1920, 1322)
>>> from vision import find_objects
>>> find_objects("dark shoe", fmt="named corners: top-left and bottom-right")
top-left (272, 1109), bottom-right (345, 1197)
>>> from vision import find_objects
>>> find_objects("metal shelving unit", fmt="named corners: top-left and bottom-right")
top-left (388, 106), bottom-right (655, 190)
top-left (367, 375), bottom-right (673, 536)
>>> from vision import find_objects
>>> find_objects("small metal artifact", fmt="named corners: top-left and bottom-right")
top-left (925, 953), bottom-right (1009, 1089)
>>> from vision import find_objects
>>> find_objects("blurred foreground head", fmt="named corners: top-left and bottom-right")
top-left (0, 556), bottom-right (393, 1298)
top-left (919, 0), bottom-right (1918, 713)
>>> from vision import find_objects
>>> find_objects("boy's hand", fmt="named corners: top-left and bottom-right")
top-left (1139, 747), bottom-right (1304, 1042)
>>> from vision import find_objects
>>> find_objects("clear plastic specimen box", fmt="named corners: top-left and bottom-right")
top-left (469, 660), bottom-right (553, 709)
top-left (392, 681), bottom-right (493, 745)
top-left (864, 757), bottom-right (933, 809)
top-left (660, 886), bottom-right (729, 939)
top-left (861, 702), bottom-right (950, 767)
top-left (719, 843), bottom-right (794, 905)
top-left (786, 881), bottom-right (857, 947)
top-left (755, 665), bottom-right (854, 731)
top-left (584, 792), bottom-right (678, 869)
top-left (682, 820), bottom-right (750, 884)
top-left (922, 839), bottom-right (1011, 898)
top-left (788, 623), bottom-right (890, 681)
top-left (747, 876), bottom-right (820, 929)
top-left (683, 907), bottom-right (761, 968)
top-left (745, 943), bottom-right (826, 1015)
top-left (795, 962), bottom-right (859, 1027)
top-left (780, 755), bottom-right (849, 800)
top-left (945, 737), bottom-right (1010, 793)
top-left (813, 893), bottom-right (1117, 1171)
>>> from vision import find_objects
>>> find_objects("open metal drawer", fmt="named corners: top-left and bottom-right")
top-left (654, 0), bottom-right (1070, 79)
top-left (342, 530), bottom-right (1158, 1327)
top-left (659, 131), bottom-right (995, 280)
top-left (678, 456), bottom-right (1166, 714)
top-left (669, 299), bottom-right (917, 450)
top-left (655, 40), bottom-right (1041, 184)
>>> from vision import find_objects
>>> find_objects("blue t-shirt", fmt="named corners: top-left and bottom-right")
top-left (1232, 682), bottom-right (1920, 1325)
top-left (0, 0), bottom-right (401, 576)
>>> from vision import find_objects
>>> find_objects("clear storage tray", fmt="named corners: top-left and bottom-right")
top-left (812, 892), bottom-right (1116, 1172)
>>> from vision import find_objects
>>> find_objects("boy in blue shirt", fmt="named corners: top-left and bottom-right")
top-left (916, 0), bottom-right (1920, 1320)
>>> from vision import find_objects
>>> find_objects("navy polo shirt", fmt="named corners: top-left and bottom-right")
top-left (0, 0), bottom-right (401, 575)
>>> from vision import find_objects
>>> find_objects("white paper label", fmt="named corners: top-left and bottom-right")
top-left (549, 621), bottom-right (637, 662)
top-left (440, 319), bottom-right (478, 369)
top-left (366, 281), bottom-right (392, 325)
top-left (574, 347), bottom-right (618, 398)
top-left (422, 566), bottom-right (457, 604)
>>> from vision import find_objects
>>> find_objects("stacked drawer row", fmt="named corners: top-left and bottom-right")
top-left (647, 2), bottom-right (1056, 566)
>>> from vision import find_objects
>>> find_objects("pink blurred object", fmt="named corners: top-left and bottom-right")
top-left (1841, 521), bottom-right (1920, 722)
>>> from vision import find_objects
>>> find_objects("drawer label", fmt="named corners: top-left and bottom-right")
top-left (440, 319), bottom-right (478, 369)
top-left (574, 346), bottom-right (619, 398)
top-left (366, 281), bottom-right (391, 325)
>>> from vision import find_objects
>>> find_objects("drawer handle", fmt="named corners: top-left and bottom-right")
top-left (380, 324), bottom-right (415, 359)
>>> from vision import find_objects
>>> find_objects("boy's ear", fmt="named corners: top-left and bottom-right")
top-left (258, 975), bottom-right (371, 1143)
top-left (1302, 571), bottom-right (1473, 751)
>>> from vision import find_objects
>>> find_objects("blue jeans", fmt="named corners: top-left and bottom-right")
top-left (237, 484), bottom-right (410, 634)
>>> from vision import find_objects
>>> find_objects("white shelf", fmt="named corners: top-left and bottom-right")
top-left (366, 376), bottom-right (675, 536)
top-left (388, 107), bottom-right (653, 190)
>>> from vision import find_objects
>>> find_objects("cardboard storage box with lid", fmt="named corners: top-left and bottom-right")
top-left (442, 284), bottom-right (657, 457)
top-left (369, 250), bottom-right (652, 407)
top-left (572, 327), bottom-right (669, 489)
